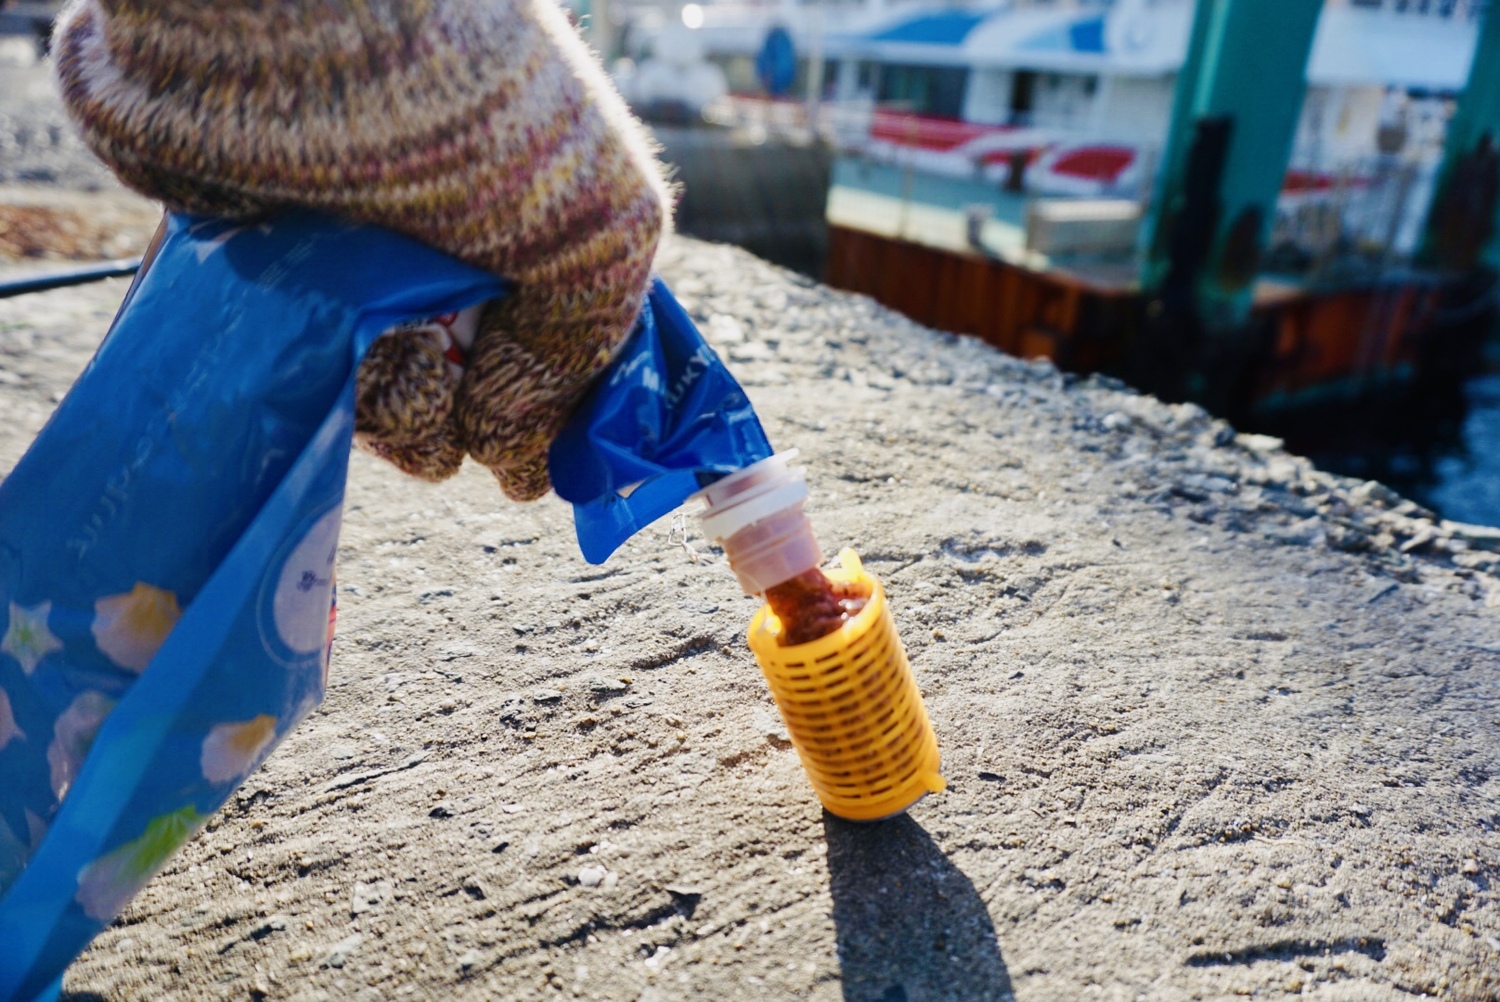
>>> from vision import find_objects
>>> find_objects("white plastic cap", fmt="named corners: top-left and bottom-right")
top-left (694, 452), bottom-right (823, 596)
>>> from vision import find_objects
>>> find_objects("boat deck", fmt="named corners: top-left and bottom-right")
top-left (826, 156), bottom-right (1307, 300)
top-left (823, 157), bottom-right (1476, 422)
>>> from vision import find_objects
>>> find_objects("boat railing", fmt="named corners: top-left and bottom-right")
top-left (1269, 153), bottom-right (1448, 282)
top-left (1342, 0), bottom-right (1486, 20)
top-left (704, 93), bottom-right (880, 149)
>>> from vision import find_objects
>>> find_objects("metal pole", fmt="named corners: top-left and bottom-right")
top-left (806, 5), bottom-right (825, 140)
top-left (587, 0), bottom-right (614, 65)
top-left (0, 259), bottom-right (143, 299)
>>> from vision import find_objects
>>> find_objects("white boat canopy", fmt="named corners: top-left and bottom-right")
top-left (823, 0), bottom-right (1478, 92)
top-left (1306, 5), bottom-right (1477, 92)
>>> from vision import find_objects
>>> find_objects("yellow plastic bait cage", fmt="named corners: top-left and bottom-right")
top-left (748, 550), bottom-right (945, 821)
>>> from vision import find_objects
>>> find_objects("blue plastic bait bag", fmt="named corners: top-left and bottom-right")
top-left (0, 211), bottom-right (768, 1000)
top-left (550, 281), bottom-right (774, 563)
top-left (0, 212), bottom-right (503, 1001)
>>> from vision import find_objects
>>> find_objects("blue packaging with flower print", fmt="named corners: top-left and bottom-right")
top-left (0, 213), bottom-right (503, 1001)
top-left (0, 212), bottom-right (770, 1000)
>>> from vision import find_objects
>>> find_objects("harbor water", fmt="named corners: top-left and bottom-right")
top-left (1295, 371), bottom-right (1500, 527)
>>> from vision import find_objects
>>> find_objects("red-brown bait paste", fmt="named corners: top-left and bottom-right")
top-left (764, 568), bottom-right (873, 647)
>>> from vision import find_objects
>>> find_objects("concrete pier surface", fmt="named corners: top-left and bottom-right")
top-left (2, 234), bottom-right (1497, 1001)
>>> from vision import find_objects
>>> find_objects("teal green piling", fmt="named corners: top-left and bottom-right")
top-left (1142, 0), bottom-right (1323, 325)
top-left (1419, 5), bottom-right (1500, 273)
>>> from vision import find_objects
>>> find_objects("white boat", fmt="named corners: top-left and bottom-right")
top-left (626, 0), bottom-right (1482, 262)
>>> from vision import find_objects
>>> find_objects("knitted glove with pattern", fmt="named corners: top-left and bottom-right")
top-left (54, 0), bottom-right (672, 501)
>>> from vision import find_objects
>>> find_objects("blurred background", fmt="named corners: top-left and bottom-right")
top-left (4, 0), bottom-right (1500, 526)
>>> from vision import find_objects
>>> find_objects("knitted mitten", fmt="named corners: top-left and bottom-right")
top-left (353, 312), bottom-right (473, 481)
top-left (54, 0), bottom-right (671, 500)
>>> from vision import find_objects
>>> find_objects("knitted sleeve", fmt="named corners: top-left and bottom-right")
top-left (53, 0), bottom-right (671, 497)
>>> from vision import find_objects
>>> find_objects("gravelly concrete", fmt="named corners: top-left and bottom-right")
top-left (2, 232), bottom-right (1498, 1002)
top-left (0, 40), bottom-right (117, 192)
top-left (0, 44), bottom-right (161, 266)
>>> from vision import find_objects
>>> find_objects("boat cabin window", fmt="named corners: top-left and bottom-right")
top-left (876, 64), bottom-right (969, 119)
top-left (1010, 70), bottom-right (1036, 125)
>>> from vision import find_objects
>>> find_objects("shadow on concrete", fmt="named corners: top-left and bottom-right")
top-left (825, 812), bottom-right (1013, 1002)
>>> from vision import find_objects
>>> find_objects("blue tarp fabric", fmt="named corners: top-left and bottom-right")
top-left (0, 210), bottom-right (769, 1000)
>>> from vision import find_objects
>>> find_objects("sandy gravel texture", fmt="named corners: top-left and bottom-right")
top-left (2, 236), bottom-right (1499, 1002)
top-left (0, 40), bottom-right (118, 193)
top-left (0, 41), bottom-right (161, 265)
top-left (0, 184), bottom-right (159, 262)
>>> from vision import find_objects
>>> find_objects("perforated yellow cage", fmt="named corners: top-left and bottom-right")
top-left (747, 549), bottom-right (945, 821)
